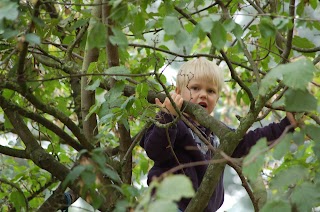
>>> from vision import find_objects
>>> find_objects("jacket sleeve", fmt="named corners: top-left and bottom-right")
top-left (232, 117), bottom-right (293, 158)
top-left (141, 112), bottom-right (188, 164)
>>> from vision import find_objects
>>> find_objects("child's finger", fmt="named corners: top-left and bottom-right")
top-left (155, 98), bottom-right (163, 107)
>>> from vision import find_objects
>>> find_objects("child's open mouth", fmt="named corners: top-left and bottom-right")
top-left (199, 102), bottom-right (207, 108)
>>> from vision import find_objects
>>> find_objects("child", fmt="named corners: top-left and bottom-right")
top-left (140, 58), bottom-right (297, 211)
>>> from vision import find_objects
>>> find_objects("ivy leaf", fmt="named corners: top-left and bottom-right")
top-left (284, 89), bottom-right (317, 112)
top-left (210, 22), bottom-right (227, 50)
top-left (261, 200), bottom-right (291, 212)
top-left (242, 138), bottom-right (267, 182)
top-left (291, 182), bottom-right (320, 212)
top-left (273, 133), bottom-right (292, 160)
top-left (157, 175), bottom-right (195, 201)
top-left (270, 165), bottom-right (308, 190)
top-left (163, 16), bottom-right (180, 35)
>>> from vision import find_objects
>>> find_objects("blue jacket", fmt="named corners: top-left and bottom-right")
top-left (140, 112), bottom-right (292, 211)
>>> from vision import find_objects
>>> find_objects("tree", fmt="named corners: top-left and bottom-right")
top-left (0, 0), bottom-right (319, 211)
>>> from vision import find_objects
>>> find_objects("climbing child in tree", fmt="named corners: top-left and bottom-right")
top-left (140, 57), bottom-right (297, 212)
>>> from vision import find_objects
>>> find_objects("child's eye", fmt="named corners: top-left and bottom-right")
top-left (190, 86), bottom-right (199, 91)
top-left (208, 89), bottom-right (216, 94)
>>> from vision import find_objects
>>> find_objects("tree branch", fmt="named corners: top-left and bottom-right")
top-left (0, 178), bottom-right (29, 211)
top-left (80, 0), bottom-right (101, 144)
top-left (1, 81), bottom-right (92, 150)
top-left (0, 144), bottom-right (29, 159)
top-left (0, 95), bottom-right (83, 151)
top-left (281, 0), bottom-right (295, 63)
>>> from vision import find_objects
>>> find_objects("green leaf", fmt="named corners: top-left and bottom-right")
top-left (292, 36), bottom-right (315, 49)
top-left (133, 13), bottom-right (145, 33)
top-left (210, 22), bottom-right (227, 50)
top-left (110, 28), bottom-right (128, 47)
top-left (259, 17), bottom-right (276, 38)
top-left (157, 175), bottom-right (195, 201)
top-left (148, 200), bottom-right (178, 212)
top-left (62, 165), bottom-right (86, 187)
top-left (232, 23), bottom-right (244, 39)
top-left (85, 79), bottom-right (101, 91)
top-left (261, 200), bottom-right (291, 212)
top-left (9, 191), bottom-right (26, 210)
top-left (270, 165), bottom-right (308, 190)
top-left (242, 138), bottom-right (267, 182)
top-left (284, 89), bottom-right (317, 112)
top-left (273, 18), bottom-right (290, 31)
top-left (174, 30), bottom-right (191, 48)
top-left (87, 21), bottom-right (107, 49)
top-left (310, 0), bottom-right (318, 9)
top-left (105, 66), bottom-right (130, 80)
top-left (139, 154), bottom-right (149, 174)
top-left (121, 96), bottom-right (135, 110)
top-left (135, 83), bottom-right (149, 99)
top-left (163, 16), bottom-right (180, 35)
top-left (280, 59), bottom-right (315, 90)
top-left (100, 167), bottom-right (122, 183)
top-left (104, 81), bottom-right (125, 107)
top-left (273, 133), bottom-right (292, 160)
top-left (25, 33), bottom-right (41, 45)
top-left (81, 170), bottom-right (96, 186)
top-left (199, 17), bottom-right (214, 33)
top-left (291, 182), bottom-right (320, 212)
top-left (259, 59), bottom-right (316, 95)
top-left (0, 0), bottom-right (18, 20)
top-left (304, 125), bottom-right (320, 142)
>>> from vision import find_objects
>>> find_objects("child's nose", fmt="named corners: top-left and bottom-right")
top-left (199, 90), bottom-right (207, 98)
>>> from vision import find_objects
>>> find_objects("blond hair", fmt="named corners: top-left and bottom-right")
top-left (176, 58), bottom-right (224, 94)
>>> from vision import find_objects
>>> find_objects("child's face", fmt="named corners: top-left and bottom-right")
top-left (176, 78), bottom-right (219, 114)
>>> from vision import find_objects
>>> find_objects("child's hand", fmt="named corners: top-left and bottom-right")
top-left (155, 92), bottom-right (184, 116)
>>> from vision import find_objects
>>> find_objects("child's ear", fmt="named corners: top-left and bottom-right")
top-left (175, 87), bottom-right (181, 94)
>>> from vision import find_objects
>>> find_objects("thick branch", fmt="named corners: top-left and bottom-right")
top-left (80, 0), bottom-right (101, 144)
top-left (1, 81), bottom-right (92, 150)
top-left (2, 109), bottom-right (70, 181)
top-left (0, 95), bottom-right (83, 151)
top-left (281, 0), bottom-right (295, 63)
top-left (0, 145), bottom-right (29, 159)
top-left (103, 0), bottom-right (132, 185)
